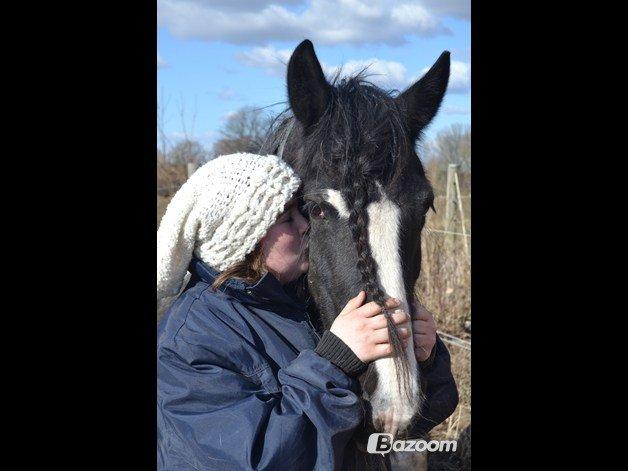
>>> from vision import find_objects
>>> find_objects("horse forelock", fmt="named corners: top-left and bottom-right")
top-left (262, 71), bottom-right (414, 188)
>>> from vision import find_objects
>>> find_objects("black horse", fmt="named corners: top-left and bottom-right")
top-left (261, 39), bottom-right (450, 469)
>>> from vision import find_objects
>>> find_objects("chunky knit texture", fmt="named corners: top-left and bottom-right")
top-left (157, 153), bottom-right (301, 300)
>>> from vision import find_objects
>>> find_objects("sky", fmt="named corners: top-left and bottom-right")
top-left (157, 0), bottom-right (470, 152)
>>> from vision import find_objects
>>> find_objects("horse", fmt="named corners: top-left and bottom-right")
top-left (260, 39), bottom-right (450, 469)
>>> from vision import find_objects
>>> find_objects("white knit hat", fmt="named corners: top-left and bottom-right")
top-left (157, 153), bottom-right (301, 300)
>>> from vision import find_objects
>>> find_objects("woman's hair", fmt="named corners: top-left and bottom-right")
top-left (211, 195), bottom-right (308, 294)
top-left (211, 242), bottom-right (267, 291)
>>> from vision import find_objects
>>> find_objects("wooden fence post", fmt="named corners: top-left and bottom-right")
top-left (453, 170), bottom-right (470, 259)
top-left (186, 162), bottom-right (198, 179)
top-left (445, 164), bottom-right (458, 247)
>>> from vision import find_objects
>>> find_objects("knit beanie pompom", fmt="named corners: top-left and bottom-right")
top-left (157, 153), bottom-right (301, 300)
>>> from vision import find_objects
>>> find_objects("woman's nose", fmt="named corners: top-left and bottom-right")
top-left (295, 208), bottom-right (309, 235)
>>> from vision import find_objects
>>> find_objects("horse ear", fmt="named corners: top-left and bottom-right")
top-left (287, 39), bottom-right (331, 128)
top-left (397, 51), bottom-right (450, 138)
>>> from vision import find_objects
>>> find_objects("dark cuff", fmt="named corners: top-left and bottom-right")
top-left (314, 330), bottom-right (368, 377)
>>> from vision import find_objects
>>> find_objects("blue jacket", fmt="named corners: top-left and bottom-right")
top-left (157, 258), bottom-right (458, 470)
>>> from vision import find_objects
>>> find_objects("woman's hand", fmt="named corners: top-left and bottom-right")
top-left (411, 300), bottom-right (437, 363)
top-left (330, 291), bottom-right (411, 363)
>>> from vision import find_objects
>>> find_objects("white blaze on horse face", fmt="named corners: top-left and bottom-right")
top-left (324, 189), bottom-right (350, 219)
top-left (325, 185), bottom-right (420, 436)
top-left (366, 185), bottom-right (420, 436)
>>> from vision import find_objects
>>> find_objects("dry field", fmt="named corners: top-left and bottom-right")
top-left (416, 194), bottom-right (471, 443)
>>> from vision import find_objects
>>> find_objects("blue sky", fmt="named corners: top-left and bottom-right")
top-left (157, 0), bottom-right (470, 152)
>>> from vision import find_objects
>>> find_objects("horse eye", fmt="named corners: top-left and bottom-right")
top-left (310, 203), bottom-right (325, 219)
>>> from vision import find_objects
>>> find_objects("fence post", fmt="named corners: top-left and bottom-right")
top-left (186, 162), bottom-right (198, 179)
top-left (453, 170), bottom-right (470, 259)
top-left (445, 164), bottom-right (458, 247)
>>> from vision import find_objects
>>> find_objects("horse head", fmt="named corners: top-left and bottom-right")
top-left (262, 39), bottom-right (449, 440)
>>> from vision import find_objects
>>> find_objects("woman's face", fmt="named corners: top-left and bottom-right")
top-left (261, 202), bottom-right (310, 284)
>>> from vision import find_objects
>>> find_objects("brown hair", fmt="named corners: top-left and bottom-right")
top-left (211, 241), bottom-right (267, 291)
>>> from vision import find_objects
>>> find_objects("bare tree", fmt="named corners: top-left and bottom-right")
top-left (157, 87), bottom-right (172, 157)
top-left (168, 139), bottom-right (208, 165)
top-left (178, 93), bottom-right (198, 144)
top-left (157, 91), bottom-right (210, 198)
top-left (430, 123), bottom-right (471, 172)
top-left (212, 106), bottom-right (275, 156)
top-left (424, 124), bottom-right (471, 193)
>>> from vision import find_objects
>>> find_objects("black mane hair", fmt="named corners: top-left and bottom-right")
top-left (262, 69), bottom-right (416, 187)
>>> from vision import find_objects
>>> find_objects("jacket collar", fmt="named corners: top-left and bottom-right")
top-left (188, 258), bottom-right (308, 313)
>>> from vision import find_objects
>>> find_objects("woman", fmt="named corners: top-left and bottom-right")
top-left (157, 153), bottom-right (458, 470)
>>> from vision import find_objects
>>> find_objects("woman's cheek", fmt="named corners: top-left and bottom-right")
top-left (282, 231), bottom-right (300, 254)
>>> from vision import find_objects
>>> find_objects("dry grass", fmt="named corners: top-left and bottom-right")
top-left (157, 160), bottom-right (185, 226)
top-left (414, 192), bottom-right (471, 448)
top-left (157, 161), bottom-right (187, 196)
top-left (157, 195), bottom-right (172, 226)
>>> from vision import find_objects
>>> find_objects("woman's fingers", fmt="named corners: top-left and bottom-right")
top-left (392, 310), bottom-right (410, 325)
top-left (363, 327), bottom-right (413, 362)
top-left (355, 298), bottom-right (401, 318)
top-left (372, 343), bottom-right (394, 357)
top-left (369, 310), bottom-right (409, 329)
top-left (412, 307), bottom-right (432, 321)
top-left (339, 291), bottom-right (366, 316)
top-left (412, 309), bottom-right (432, 321)
top-left (371, 326), bottom-right (411, 344)
top-left (414, 331), bottom-right (436, 344)
top-left (412, 319), bottom-right (433, 335)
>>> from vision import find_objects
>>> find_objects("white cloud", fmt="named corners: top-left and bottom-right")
top-left (448, 60), bottom-right (471, 93)
top-left (410, 59), bottom-right (470, 94)
top-left (326, 59), bottom-right (408, 89)
top-left (157, 52), bottom-right (168, 69)
top-left (238, 45), bottom-right (470, 94)
top-left (237, 46), bottom-right (293, 76)
top-left (391, 3), bottom-right (440, 30)
top-left (158, 0), bottom-right (451, 46)
top-left (420, 0), bottom-right (470, 19)
top-left (237, 46), bottom-right (408, 88)
top-left (196, 1), bottom-right (302, 9)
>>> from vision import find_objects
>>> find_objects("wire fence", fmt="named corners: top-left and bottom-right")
top-left (437, 331), bottom-right (471, 350)
top-left (426, 228), bottom-right (471, 238)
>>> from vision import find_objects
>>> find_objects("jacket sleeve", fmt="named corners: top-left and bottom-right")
top-left (406, 336), bottom-right (459, 437)
top-left (158, 341), bottom-right (364, 471)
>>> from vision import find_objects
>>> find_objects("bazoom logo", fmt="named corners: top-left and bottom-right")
top-left (366, 433), bottom-right (457, 455)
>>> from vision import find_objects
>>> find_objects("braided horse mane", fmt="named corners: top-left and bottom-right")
top-left (266, 72), bottom-right (414, 389)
